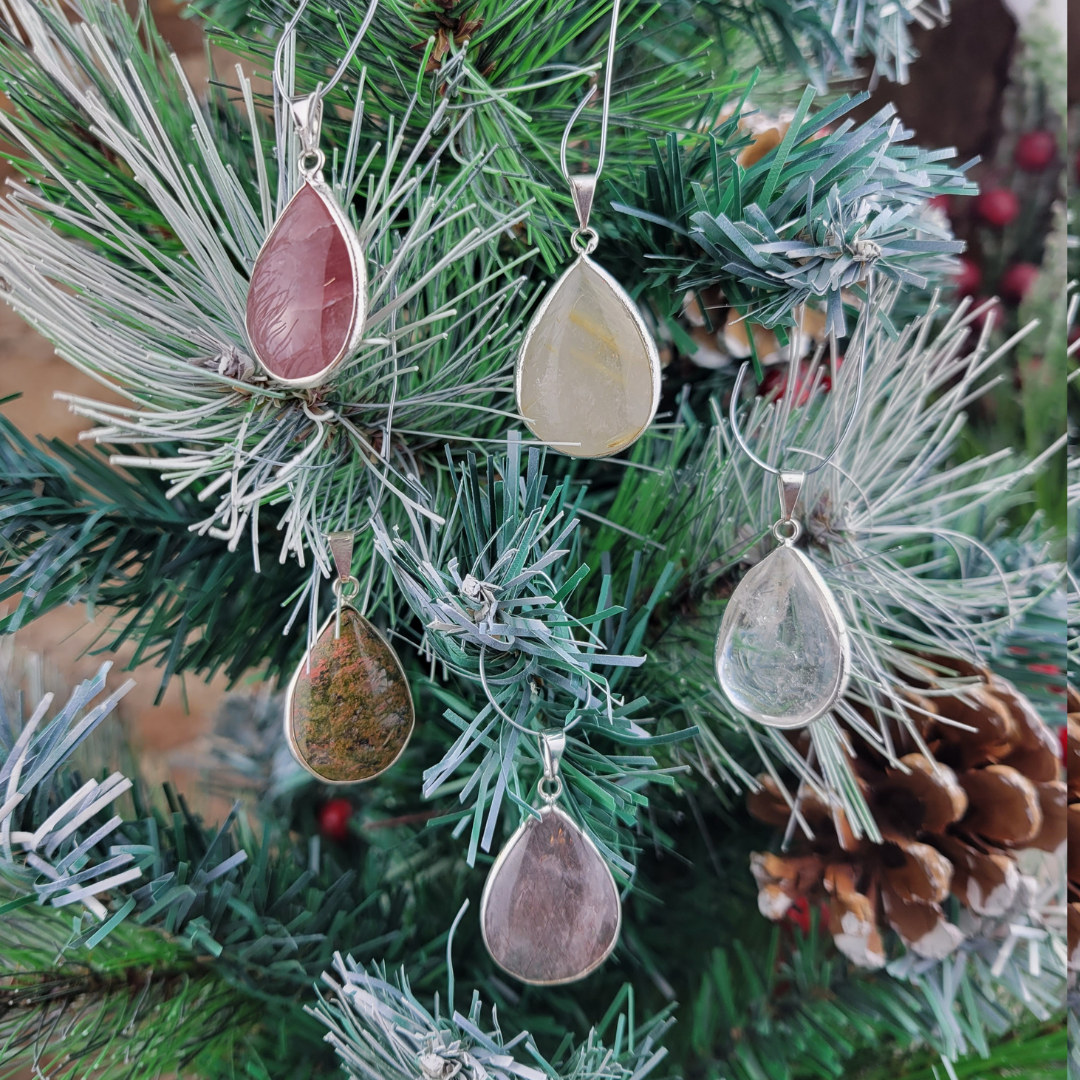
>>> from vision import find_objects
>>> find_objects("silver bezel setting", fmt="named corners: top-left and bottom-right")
top-left (479, 803), bottom-right (623, 986)
top-left (714, 543), bottom-right (852, 730)
top-left (246, 177), bottom-right (367, 390)
top-left (514, 253), bottom-right (661, 459)
top-left (283, 603), bottom-right (415, 785)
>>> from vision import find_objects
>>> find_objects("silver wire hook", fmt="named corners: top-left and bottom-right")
top-left (558, 0), bottom-right (621, 189)
top-left (478, 644), bottom-right (538, 736)
top-left (478, 647), bottom-right (569, 801)
top-left (273, 0), bottom-right (382, 106)
top-left (728, 274), bottom-right (873, 479)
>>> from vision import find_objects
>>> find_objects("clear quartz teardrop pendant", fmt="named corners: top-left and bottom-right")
top-left (480, 805), bottom-right (622, 985)
top-left (715, 544), bottom-right (850, 728)
top-left (516, 256), bottom-right (660, 458)
top-left (284, 606), bottom-right (414, 783)
top-left (246, 179), bottom-right (366, 388)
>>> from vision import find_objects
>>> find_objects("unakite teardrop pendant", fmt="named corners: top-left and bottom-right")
top-left (715, 544), bottom-right (850, 728)
top-left (480, 806), bottom-right (621, 985)
top-left (285, 607), bottom-right (414, 783)
top-left (516, 256), bottom-right (660, 458)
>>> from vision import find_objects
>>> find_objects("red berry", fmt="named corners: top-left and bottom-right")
top-left (1000, 262), bottom-right (1039, 304)
top-left (1027, 662), bottom-right (1062, 676)
top-left (1014, 130), bottom-right (1056, 173)
top-left (1061, 725), bottom-right (1068, 762)
top-left (974, 188), bottom-right (1019, 228)
top-left (758, 360), bottom-right (834, 406)
top-left (318, 797), bottom-right (354, 841)
top-left (953, 255), bottom-right (981, 297)
top-left (785, 895), bottom-right (811, 935)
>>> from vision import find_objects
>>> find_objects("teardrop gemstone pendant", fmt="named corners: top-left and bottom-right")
top-left (715, 543), bottom-right (851, 729)
top-left (285, 605), bottom-right (414, 783)
top-left (480, 805), bottom-right (621, 984)
top-left (246, 179), bottom-right (366, 388)
top-left (516, 255), bottom-right (660, 458)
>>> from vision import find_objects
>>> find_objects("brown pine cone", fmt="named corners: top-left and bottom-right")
top-left (749, 665), bottom-right (1066, 968)
top-left (1067, 686), bottom-right (1080, 970)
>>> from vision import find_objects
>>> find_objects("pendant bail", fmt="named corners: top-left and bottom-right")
top-left (327, 530), bottom-right (354, 583)
top-left (541, 728), bottom-right (565, 781)
top-left (538, 728), bottom-right (566, 805)
top-left (777, 471), bottom-right (805, 523)
top-left (328, 530), bottom-right (357, 638)
top-left (290, 93), bottom-right (324, 157)
top-left (568, 174), bottom-right (597, 233)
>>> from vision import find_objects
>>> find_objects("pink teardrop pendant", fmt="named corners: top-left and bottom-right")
top-left (246, 180), bottom-right (366, 388)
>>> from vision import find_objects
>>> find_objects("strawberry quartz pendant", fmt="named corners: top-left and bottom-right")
top-left (245, 96), bottom-right (366, 388)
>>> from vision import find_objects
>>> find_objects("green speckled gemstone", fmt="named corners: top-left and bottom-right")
top-left (287, 607), bottom-right (414, 783)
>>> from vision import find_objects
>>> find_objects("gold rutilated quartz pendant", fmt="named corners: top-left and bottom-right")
top-left (516, 172), bottom-right (660, 459)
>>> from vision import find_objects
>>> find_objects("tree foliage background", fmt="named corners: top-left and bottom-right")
top-left (0, 0), bottom-right (1069, 1078)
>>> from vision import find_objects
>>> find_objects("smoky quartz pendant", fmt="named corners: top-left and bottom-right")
top-left (481, 798), bottom-right (621, 985)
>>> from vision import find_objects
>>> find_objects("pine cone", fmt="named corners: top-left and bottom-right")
top-left (749, 665), bottom-right (1065, 968)
top-left (1067, 686), bottom-right (1080, 970)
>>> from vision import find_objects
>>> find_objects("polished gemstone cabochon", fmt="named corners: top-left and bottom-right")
top-left (517, 257), bottom-right (659, 458)
top-left (246, 182), bottom-right (363, 385)
top-left (481, 806), bottom-right (621, 985)
top-left (287, 607), bottom-right (414, 783)
top-left (715, 544), bottom-right (849, 728)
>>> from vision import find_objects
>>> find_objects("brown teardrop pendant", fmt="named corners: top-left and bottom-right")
top-left (246, 181), bottom-right (366, 388)
top-left (285, 606), bottom-right (414, 784)
top-left (480, 806), bottom-right (621, 985)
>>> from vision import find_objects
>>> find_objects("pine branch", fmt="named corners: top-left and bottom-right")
top-left (0, 912), bottom-right (251, 1080)
top-left (310, 946), bottom-right (675, 1080)
top-left (0, 409), bottom-right (305, 697)
top-left (0, 665), bottom-right (454, 1013)
top-left (0, 0), bottom-right (530, 583)
top-left (372, 436), bottom-right (695, 877)
top-left (196, 0), bottom-right (947, 93)
top-left (608, 88), bottom-right (975, 337)
top-left (686, 917), bottom-right (1066, 1080)
top-left (593, 291), bottom-right (1066, 839)
top-left (197, 0), bottom-right (725, 271)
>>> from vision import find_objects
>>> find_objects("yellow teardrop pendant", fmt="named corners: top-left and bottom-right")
top-left (516, 256), bottom-right (660, 458)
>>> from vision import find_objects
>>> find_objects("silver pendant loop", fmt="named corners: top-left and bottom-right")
top-left (569, 227), bottom-right (599, 256)
top-left (537, 774), bottom-right (564, 805)
top-left (770, 518), bottom-right (802, 545)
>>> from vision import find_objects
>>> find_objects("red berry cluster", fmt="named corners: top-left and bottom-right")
top-left (944, 128), bottom-right (1058, 313)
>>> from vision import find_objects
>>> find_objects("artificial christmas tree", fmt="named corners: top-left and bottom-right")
top-left (0, 0), bottom-right (1067, 1078)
